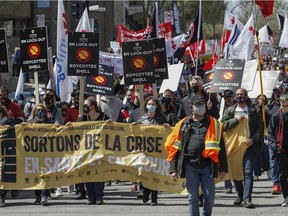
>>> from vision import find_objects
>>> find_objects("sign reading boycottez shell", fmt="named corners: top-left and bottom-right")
top-left (0, 29), bottom-right (9, 73)
top-left (68, 32), bottom-right (99, 76)
top-left (122, 40), bottom-right (155, 85)
top-left (210, 59), bottom-right (245, 93)
top-left (20, 27), bottom-right (48, 73)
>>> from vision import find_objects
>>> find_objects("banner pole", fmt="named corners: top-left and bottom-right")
top-left (256, 31), bottom-right (267, 135)
top-left (34, 71), bottom-right (40, 105)
top-left (79, 77), bottom-right (85, 115)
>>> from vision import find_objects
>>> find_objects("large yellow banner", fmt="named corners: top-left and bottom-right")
top-left (0, 122), bottom-right (186, 193)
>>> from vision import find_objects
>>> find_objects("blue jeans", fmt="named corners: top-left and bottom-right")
top-left (234, 147), bottom-right (256, 201)
top-left (85, 182), bottom-right (105, 202)
top-left (268, 145), bottom-right (280, 185)
top-left (224, 180), bottom-right (233, 189)
top-left (185, 162), bottom-right (215, 216)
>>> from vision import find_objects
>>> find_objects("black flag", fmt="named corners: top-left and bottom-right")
top-left (173, 7), bottom-right (203, 64)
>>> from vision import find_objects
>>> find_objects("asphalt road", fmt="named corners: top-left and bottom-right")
top-left (1, 175), bottom-right (287, 216)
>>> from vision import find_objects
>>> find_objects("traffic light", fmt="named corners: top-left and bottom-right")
top-left (71, 1), bottom-right (80, 19)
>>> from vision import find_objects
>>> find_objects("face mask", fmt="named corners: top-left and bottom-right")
top-left (235, 96), bottom-right (246, 104)
top-left (83, 105), bottom-right (91, 114)
top-left (193, 104), bottom-right (206, 116)
top-left (191, 85), bottom-right (200, 94)
top-left (44, 95), bottom-right (54, 105)
top-left (163, 97), bottom-right (172, 104)
top-left (61, 109), bottom-right (68, 117)
top-left (36, 109), bottom-right (44, 119)
top-left (146, 105), bottom-right (157, 113)
top-left (1, 97), bottom-right (9, 106)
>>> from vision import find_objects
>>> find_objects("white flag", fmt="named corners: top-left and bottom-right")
top-left (224, 23), bottom-right (242, 59)
top-left (279, 15), bottom-right (288, 48)
top-left (233, 13), bottom-right (255, 60)
top-left (224, 10), bottom-right (243, 31)
top-left (165, 34), bottom-right (185, 58)
top-left (54, 0), bottom-right (72, 102)
top-left (76, 8), bottom-right (92, 32)
top-left (14, 68), bottom-right (24, 100)
top-left (258, 25), bottom-right (270, 44)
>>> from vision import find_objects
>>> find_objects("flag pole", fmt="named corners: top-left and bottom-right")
top-left (195, 0), bottom-right (202, 76)
top-left (253, 0), bottom-right (267, 135)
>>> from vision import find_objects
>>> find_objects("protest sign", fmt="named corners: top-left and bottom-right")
top-left (0, 122), bottom-right (187, 194)
top-left (68, 32), bottom-right (99, 76)
top-left (20, 27), bottom-right (48, 73)
top-left (211, 59), bottom-right (245, 93)
top-left (0, 29), bottom-right (8, 73)
top-left (122, 40), bottom-right (155, 85)
top-left (85, 65), bottom-right (114, 96)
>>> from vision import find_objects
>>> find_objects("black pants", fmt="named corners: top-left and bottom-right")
top-left (143, 186), bottom-right (157, 202)
top-left (0, 190), bottom-right (7, 199)
top-left (277, 153), bottom-right (288, 199)
top-left (76, 183), bottom-right (86, 195)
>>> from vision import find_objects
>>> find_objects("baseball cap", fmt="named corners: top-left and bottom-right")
top-left (223, 89), bottom-right (234, 97)
top-left (189, 95), bottom-right (206, 104)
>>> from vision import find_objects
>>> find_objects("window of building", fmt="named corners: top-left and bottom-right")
top-left (37, 0), bottom-right (50, 8)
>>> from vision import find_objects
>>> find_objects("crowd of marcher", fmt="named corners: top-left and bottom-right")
top-left (0, 51), bottom-right (288, 216)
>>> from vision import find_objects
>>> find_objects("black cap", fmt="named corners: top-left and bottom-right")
top-left (189, 95), bottom-right (206, 104)
top-left (223, 89), bottom-right (234, 97)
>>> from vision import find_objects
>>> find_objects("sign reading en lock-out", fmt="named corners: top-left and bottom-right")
top-left (211, 59), bottom-right (245, 93)
top-left (0, 29), bottom-right (9, 73)
top-left (68, 32), bottom-right (99, 76)
top-left (20, 27), bottom-right (48, 73)
top-left (122, 40), bottom-right (155, 85)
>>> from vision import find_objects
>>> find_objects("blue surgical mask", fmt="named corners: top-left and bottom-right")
top-left (146, 105), bottom-right (156, 112)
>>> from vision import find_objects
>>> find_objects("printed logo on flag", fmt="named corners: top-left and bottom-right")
top-left (93, 75), bottom-right (107, 85)
top-left (131, 56), bottom-right (146, 71)
top-left (221, 71), bottom-right (235, 82)
top-left (28, 43), bottom-right (41, 58)
top-left (76, 48), bottom-right (91, 62)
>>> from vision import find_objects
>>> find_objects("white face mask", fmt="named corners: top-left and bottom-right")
top-left (193, 104), bottom-right (206, 116)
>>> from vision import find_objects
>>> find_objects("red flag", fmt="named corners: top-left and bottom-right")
top-left (203, 40), bottom-right (218, 71)
top-left (256, 0), bottom-right (274, 18)
top-left (220, 30), bottom-right (231, 52)
top-left (184, 40), bottom-right (205, 58)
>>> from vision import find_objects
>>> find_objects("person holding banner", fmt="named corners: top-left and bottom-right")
top-left (165, 95), bottom-right (227, 216)
top-left (221, 88), bottom-right (264, 208)
top-left (131, 97), bottom-right (170, 206)
top-left (77, 97), bottom-right (111, 205)
top-left (26, 104), bottom-right (53, 206)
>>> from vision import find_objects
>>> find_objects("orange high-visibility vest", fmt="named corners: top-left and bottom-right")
top-left (165, 116), bottom-right (222, 163)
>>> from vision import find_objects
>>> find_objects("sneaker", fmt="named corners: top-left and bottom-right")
top-left (151, 201), bottom-right (157, 206)
top-left (67, 185), bottom-right (74, 193)
top-left (96, 199), bottom-right (104, 205)
top-left (243, 199), bottom-right (255, 208)
top-left (233, 197), bottom-right (243, 205)
top-left (87, 201), bottom-right (96, 205)
top-left (0, 198), bottom-right (6, 207)
top-left (272, 184), bottom-right (282, 195)
top-left (281, 198), bottom-right (288, 207)
top-left (75, 193), bottom-right (86, 200)
top-left (40, 196), bottom-right (48, 206)
top-left (105, 181), bottom-right (112, 186)
top-left (11, 190), bottom-right (19, 198)
top-left (131, 183), bottom-right (138, 192)
top-left (225, 188), bottom-right (232, 194)
top-left (55, 188), bottom-right (62, 197)
top-left (34, 196), bottom-right (41, 205)
top-left (137, 192), bottom-right (144, 199)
